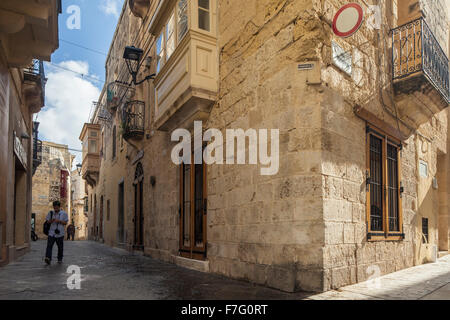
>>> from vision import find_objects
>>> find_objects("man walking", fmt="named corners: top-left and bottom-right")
top-left (67, 223), bottom-right (75, 241)
top-left (44, 201), bottom-right (69, 265)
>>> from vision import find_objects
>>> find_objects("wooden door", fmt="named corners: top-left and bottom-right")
top-left (180, 158), bottom-right (207, 260)
top-left (99, 196), bottom-right (104, 239)
top-left (134, 163), bottom-right (144, 249)
top-left (118, 182), bottom-right (125, 243)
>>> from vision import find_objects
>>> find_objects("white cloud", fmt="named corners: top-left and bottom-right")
top-left (58, 60), bottom-right (89, 74)
top-left (38, 61), bottom-right (101, 169)
top-left (99, 0), bottom-right (123, 17)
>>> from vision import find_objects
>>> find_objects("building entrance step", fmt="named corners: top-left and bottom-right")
top-left (173, 255), bottom-right (209, 273)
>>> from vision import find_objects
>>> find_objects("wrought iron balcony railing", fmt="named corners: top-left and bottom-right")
top-left (32, 121), bottom-right (42, 176)
top-left (24, 59), bottom-right (46, 104)
top-left (392, 17), bottom-right (449, 103)
top-left (106, 81), bottom-right (135, 112)
top-left (121, 100), bottom-right (145, 140)
top-left (32, 139), bottom-right (42, 175)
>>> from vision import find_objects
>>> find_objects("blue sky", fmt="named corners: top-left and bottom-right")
top-left (37, 0), bottom-right (124, 168)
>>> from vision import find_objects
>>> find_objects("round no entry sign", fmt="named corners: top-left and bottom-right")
top-left (332, 3), bottom-right (364, 38)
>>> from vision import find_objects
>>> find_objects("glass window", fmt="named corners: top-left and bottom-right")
top-left (82, 136), bottom-right (88, 154)
top-left (369, 135), bottom-right (383, 232)
top-left (89, 139), bottom-right (97, 154)
top-left (178, 0), bottom-right (188, 41)
top-left (156, 32), bottom-right (165, 73)
top-left (387, 144), bottom-right (399, 232)
top-left (166, 13), bottom-right (176, 60)
top-left (198, 0), bottom-right (210, 31)
top-left (367, 128), bottom-right (403, 239)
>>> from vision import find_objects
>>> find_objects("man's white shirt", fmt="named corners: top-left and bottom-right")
top-left (46, 210), bottom-right (69, 238)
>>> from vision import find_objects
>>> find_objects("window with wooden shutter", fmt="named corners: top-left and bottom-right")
top-left (366, 126), bottom-right (403, 241)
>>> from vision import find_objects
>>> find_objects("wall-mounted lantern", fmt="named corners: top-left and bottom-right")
top-left (123, 46), bottom-right (156, 85)
top-left (76, 163), bottom-right (82, 176)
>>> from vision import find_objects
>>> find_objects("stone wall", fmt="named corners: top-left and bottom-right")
top-left (71, 170), bottom-right (88, 240)
top-left (316, 0), bottom-right (449, 290)
top-left (32, 141), bottom-right (73, 238)
top-left (83, 0), bottom-right (449, 293)
top-left (204, 0), bottom-right (328, 292)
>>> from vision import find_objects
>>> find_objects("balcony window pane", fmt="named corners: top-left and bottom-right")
top-left (156, 32), bottom-right (165, 73)
top-left (89, 140), bottom-right (97, 154)
top-left (166, 13), bottom-right (176, 59)
top-left (198, 0), bottom-right (210, 31)
top-left (199, 0), bottom-right (209, 10)
top-left (178, 0), bottom-right (188, 42)
top-left (83, 137), bottom-right (88, 154)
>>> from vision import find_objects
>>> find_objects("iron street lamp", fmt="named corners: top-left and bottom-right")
top-left (76, 163), bottom-right (82, 176)
top-left (123, 46), bottom-right (156, 85)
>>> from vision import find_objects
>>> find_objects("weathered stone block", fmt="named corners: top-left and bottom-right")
top-left (323, 176), bottom-right (343, 199)
top-left (267, 265), bottom-right (297, 293)
top-left (343, 223), bottom-right (355, 244)
top-left (331, 266), bottom-right (356, 289)
top-left (325, 222), bottom-right (344, 245)
top-left (296, 268), bottom-right (325, 292)
top-left (294, 197), bottom-right (323, 222)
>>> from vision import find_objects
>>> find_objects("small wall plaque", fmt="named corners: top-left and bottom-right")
top-left (298, 63), bottom-right (314, 70)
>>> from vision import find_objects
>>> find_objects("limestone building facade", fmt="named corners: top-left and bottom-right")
top-left (31, 141), bottom-right (74, 239)
top-left (0, 0), bottom-right (60, 266)
top-left (80, 0), bottom-right (450, 292)
top-left (70, 169), bottom-right (89, 240)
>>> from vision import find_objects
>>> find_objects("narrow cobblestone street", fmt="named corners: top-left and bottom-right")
top-left (0, 241), bottom-right (310, 300)
top-left (0, 241), bottom-right (449, 300)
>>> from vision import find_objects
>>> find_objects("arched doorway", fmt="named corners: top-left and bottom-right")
top-left (133, 162), bottom-right (144, 250)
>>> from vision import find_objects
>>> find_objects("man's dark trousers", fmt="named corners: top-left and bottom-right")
top-left (46, 236), bottom-right (64, 261)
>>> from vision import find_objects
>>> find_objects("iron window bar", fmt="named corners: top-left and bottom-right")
top-left (32, 121), bottom-right (42, 175)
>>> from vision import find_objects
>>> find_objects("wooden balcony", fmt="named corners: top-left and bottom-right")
top-left (79, 123), bottom-right (100, 187)
top-left (392, 17), bottom-right (449, 129)
top-left (81, 154), bottom-right (100, 187)
top-left (154, 30), bottom-right (218, 131)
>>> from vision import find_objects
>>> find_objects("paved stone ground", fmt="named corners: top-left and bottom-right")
top-left (0, 240), bottom-right (310, 300)
top-left (0, 240), bottom-right (448, 300)
top-left (307, 254), bottom-right (450, 300)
